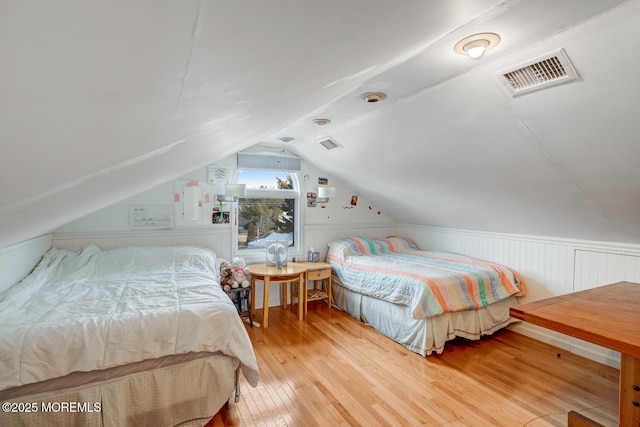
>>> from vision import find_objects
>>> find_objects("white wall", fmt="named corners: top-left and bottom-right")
top-left (399, 223), bottom-right (640, 368)
top-left (56, 155), bottom-right (393, 234)
top-left (0, 234), bottom-right (52, 293)
top-left (54, 167), bottom-right (211, 233)
top-left (52, 156), bottom-right (396, 309)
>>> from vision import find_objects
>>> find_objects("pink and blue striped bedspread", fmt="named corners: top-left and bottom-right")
top-left (327, 236), bottom-right (524, 319)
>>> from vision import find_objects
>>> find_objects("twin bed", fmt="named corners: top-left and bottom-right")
top-left (327, 236), bottom-right (525, 356)
top-left (0, 245), bottom-right (259, 427)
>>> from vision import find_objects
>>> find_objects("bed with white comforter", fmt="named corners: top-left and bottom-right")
top-left (0, 244), bottom-right (259, 426)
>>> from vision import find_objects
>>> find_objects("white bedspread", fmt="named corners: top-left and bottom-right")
top-left (0, 245), bottom-right (259, 391)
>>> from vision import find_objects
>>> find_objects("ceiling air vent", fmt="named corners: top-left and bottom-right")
top-left (496, 48), bottom-right (579, 96)
top-left (317, 137), bottom-right (342, 150)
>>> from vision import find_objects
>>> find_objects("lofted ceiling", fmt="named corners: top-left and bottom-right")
top-left (1, 0), bottom-right (639, 249)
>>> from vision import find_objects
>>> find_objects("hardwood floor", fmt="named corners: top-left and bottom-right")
top-left (213, 303), bottom-right (619, 426)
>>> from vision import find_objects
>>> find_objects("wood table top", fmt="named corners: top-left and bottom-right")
top-left (293, 261), bottom-right (331, 270)
top-left (510, 281), bottom-right (640, 358)
top-left (246, 262), bottom-right (307, 276)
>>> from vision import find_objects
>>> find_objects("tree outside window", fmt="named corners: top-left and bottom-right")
top-left (237, 173), bottom-right (297, 250)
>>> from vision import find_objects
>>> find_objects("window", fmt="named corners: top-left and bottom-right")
top-left (236, 170), bottom-right (302, 254)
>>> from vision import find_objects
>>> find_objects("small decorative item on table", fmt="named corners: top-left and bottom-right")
top-left (307, 247), bottom-right (320, 262)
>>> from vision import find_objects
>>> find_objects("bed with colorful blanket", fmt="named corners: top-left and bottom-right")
top-left (327, 236), bottom-right (525, 356)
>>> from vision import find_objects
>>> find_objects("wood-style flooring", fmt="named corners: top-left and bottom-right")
top-left (211, 303), bottom-right (619, 426)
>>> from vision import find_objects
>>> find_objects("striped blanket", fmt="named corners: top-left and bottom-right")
top-left (327, 236), bottom-right (524, 319)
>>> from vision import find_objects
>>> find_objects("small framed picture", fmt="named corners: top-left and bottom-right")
top-left (318, 177), bottom-right (328, 185)
top-left (212, 209), bottom-right (230, 224)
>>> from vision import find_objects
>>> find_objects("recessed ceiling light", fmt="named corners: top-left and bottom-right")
top-left (361, 92), bottom-right (387, 103)
top-left (312, 118), bottom-right (332, 126)
top-left (454, 32), bottom-right (501, 59)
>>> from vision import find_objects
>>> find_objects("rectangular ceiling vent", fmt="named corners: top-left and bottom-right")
top-left (496, 48), bottom-right (579, 96)
top-left (317, 137), bottom-right (342, 150)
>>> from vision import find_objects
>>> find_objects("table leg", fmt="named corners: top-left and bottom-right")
top-left (305, 278), bottom-right (312, 316)
top-left (296, 273), bottom-right (303, 320)
top-left (250, 276), bottom-right (256, 315)
top-left (619, 353), bottom-right (640, 427)
top-left (263, 276), bottom-right (270, 328)
top-left (282, 283), bottom-right (288, 308)
top-left (568, 354), bottom-right (640, 427)
top-left (568, 411), bottom-right (605, 427)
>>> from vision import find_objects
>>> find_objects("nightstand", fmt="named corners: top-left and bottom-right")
top-left (225, 287), bottom-right (254, 327)
top-left (296, 261), bottom-right (332, 315)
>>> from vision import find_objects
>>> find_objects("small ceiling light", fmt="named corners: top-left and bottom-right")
top-left (279, 136), bottom-right (294, 143)
top-left (361, 92), bottom-right (387, 103)
top-left (454, 32), bottom-right (500, 59)
top-left (312, 118), bottom-right (332, 126)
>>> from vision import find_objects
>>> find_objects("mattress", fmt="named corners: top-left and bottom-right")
top-left (0, 245), bottom-right (259, 392)
top-left (327, 236), bottom-right (524, 319)
top-left (327, 236), bottom-right (524, 356)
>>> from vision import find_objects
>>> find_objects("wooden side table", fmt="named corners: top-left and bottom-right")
top-left (246, 262), bottom-right (307, 328)
top-left (295, 261), bottom-right (332, 316)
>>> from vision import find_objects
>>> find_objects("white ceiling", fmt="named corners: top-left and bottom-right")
top-left (1, 0), bottom-right (639, 248)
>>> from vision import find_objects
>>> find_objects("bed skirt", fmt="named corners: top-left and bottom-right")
top-left (332, 275), bottom-right (519, 356)
top-left (0, 353), bottom-right (239, 427)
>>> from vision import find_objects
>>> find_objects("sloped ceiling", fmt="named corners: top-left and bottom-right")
top-left (1, 0), bottom-right (639, 248)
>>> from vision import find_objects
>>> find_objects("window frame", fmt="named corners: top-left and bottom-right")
top-left (232, 171), bottom-right (303, 262)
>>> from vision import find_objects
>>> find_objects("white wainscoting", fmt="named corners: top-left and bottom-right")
top-left (574, 249), bottom-right (640, 290)
top-left (0, 234), bottom-right (52, 293)
top-left (52, 227), bottom-right (233, 258)
top-left (399, 224), bottom-right (640, 368)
